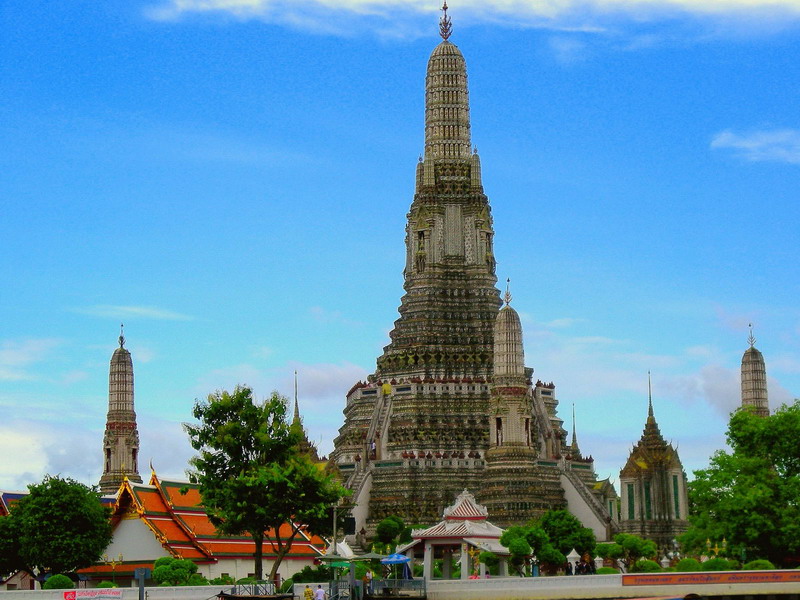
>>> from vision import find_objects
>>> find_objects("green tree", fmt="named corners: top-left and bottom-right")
top-left (185, 386), bottom-right (346, 581)
top-left (375, 516), bottom-right (404, 546)
top-left (683, 401), bottom-right (800, 566)
top-left (152, 557), bottom-right (207, 586)
top-left (0, 476), bottom-right (111, 576)
top-left (538, 509), bottom-right (596, 556)
top-left (43, 574), bottom-right (74, 589)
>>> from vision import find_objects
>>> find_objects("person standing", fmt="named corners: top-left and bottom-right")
top-left (304, 586), bottom-right (313, 600)
top-left (314, 585), bottom-right (326, 600)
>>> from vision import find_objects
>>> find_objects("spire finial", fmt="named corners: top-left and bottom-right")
top-left (119, 323), bottom-right (125, 348)
top-left (647, 371), bottom-right (654, 419)
top-left (293, 370), bottom-right (300, 423)
top-left (504, 277), bottom-right (512, 306)
top-left (748, 323), bottom-right (756, 348)
top-left (571, 403), bottom-right (577, 448)
top-left (439, 1), bottom-right (452, 40)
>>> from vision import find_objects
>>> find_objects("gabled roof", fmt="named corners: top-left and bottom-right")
top-left (0, 490), bottom-right (27, 517)
top-left (412, 490), bottom-right (504, 541)
top-left (443, 489), bottom-right (488, 521)
top-left (80, 470), bottom-right (326, 579)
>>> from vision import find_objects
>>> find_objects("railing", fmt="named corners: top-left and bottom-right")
top-left (562, 468), bottom-right (619, 531)
top-left (330, 579), bottom-right (425, 600)
top-left (231, 582), bottom-right (276, 596)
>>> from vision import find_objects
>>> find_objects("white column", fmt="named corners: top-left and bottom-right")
top-left (423, 542), bottom-right (433, 581)
top-left (460, 543), bottom-right (469, 580)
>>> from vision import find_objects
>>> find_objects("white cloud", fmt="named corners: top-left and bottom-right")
top-left (73, 305), bottom-right (194, 321)
top-left (711, 128), bottom-right (800, 165)
top-left (0, 338), bottom-right (62, 381)
top-left (146, 0), bottom-right (800, 35)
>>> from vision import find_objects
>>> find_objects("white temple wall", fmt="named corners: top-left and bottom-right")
top-left (559, 473), bottom-right (609, 542)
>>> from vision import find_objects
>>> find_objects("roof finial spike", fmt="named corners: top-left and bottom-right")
top-left (504, 277), bottom-right (512, 306)
top-left (748, 323), bottom-right (756, 348)
top-left (119, 323), bottom-right (125, 348)
top-left (571, 403), bottom-right (578, 448)
top-left (647, 371), bottom-right (654, 419)
top-left (439, 1), bottom-right (452, 41)
top-left (293, 370), bottom-right (300, 423)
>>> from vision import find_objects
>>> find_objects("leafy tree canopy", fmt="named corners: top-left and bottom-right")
top-left (43, 574), bottom-right (74, 589)
top-left (152, 557), bottom-right (207, 586)
top-left (375, 516), bottom-right (404, 545)
top-left (185, 387), bottom-right (347, 581)
top-left (537, 509), bottom-right (596, 557)
top-left (683, 401), bottom-right (800, 566)
top-left (0, 475), bottom-right (111, 576)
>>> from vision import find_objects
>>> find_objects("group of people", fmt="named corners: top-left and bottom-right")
top-left (564, 559), bottom-right (596, 575)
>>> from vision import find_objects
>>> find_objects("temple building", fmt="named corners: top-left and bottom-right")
top-left (618, 379), bottom-right (689, 550)
top-left (331, 5), bottom-right (617, 537)
top-left (741, 326), bottom-right (770, 417)
top-left (99, 327), bottom-right (142, 494)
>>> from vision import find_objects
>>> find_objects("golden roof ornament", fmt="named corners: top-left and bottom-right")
top-left (439, 1), bottom-right (452, 41)
top-left (504, 277), bottom-right (512, 306)
top-left (748, 323), bottom-right (756, 348)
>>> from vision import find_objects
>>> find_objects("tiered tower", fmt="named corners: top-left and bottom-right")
top-left (741, 326), bottom-right (769, 417)
top-left (332, 6), bottom-right (502, 525)
top-left (99, 327), bottom-right (142, 494)
top-left (481, 287), bottom-right (567, 526)
top-left (329, 6), bottom-right (618, 531)
top-left (619, 377), bottom-right (688, 550)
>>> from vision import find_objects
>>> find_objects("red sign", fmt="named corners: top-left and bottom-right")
top-left (623, 571), bottom-right (800, 586)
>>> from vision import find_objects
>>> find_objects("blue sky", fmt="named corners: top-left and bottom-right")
top-left (1, 0), bottom-right (799, 493)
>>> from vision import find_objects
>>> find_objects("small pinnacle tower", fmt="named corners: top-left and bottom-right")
top-left (99, 326), bottom-right (142, 493)
top-left (741, 325), bottom-right (769, 417)
top-left (482, 283), bottom-right (566, 526)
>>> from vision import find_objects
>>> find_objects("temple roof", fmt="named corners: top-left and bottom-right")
top-left (78, 470), bottom-right (325, 579)
top-left (412, 490), bottom-right (504, 541)
top-left (620, 402), bottom-right (683, 477)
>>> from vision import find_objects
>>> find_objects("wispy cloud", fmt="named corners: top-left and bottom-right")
top-left (0, 338), bottom-right (62, 381)
top-left (73, 305), bottom-right (193, 321)
top-left (711, 128), bottom-right (800, 165)
top-left (147, 0), bottom-right (800, 35)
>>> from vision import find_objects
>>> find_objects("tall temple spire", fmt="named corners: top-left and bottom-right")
top-left (741, 326), bottom-right (769, 417)
top-left (99, 329), bottom-right (142, 494)
top-left (647, 371), bottom-right (654, 421)
top-left (571, 403), bottom-right (578, 449)
top-left (293, 370), bottom-right (301, 424)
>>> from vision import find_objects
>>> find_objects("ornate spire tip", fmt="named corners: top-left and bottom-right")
top-left (503, 277), bottom-right (512, 306)
top-left (119, 323), bottom-right (125, 348)
top-left (748, 323), bottom-right (756, 348)
top-left (439, 1), bottom-right (452, 41)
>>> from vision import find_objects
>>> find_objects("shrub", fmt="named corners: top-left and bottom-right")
top-left (676, 558), bottom-right (702, 572)
top-left (96, 581), bottom-right (117, 588)
top-left (701, 557), bottom-right (735, 571)
top-left (236, 577), bottom-right (258, 584)
top-left (479, 551), bottom-right (499, 569)
top-left (209, 574), bottom-right (235, 585)
top-left (632, 559), bottom-right (662, 573)
top-left (742, 559), bottom-right (775, 570)
top-left (291, 565), bottom-right (333, 583)
top-left (596, 567), bottom-right (619, 574)
top-left (43, 574), bottom-right (74, 589)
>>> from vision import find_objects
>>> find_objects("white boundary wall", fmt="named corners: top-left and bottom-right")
top-left (3, 574), bottom-right (800, 600)
top-left (428, 572), bottom-right (800, 600)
